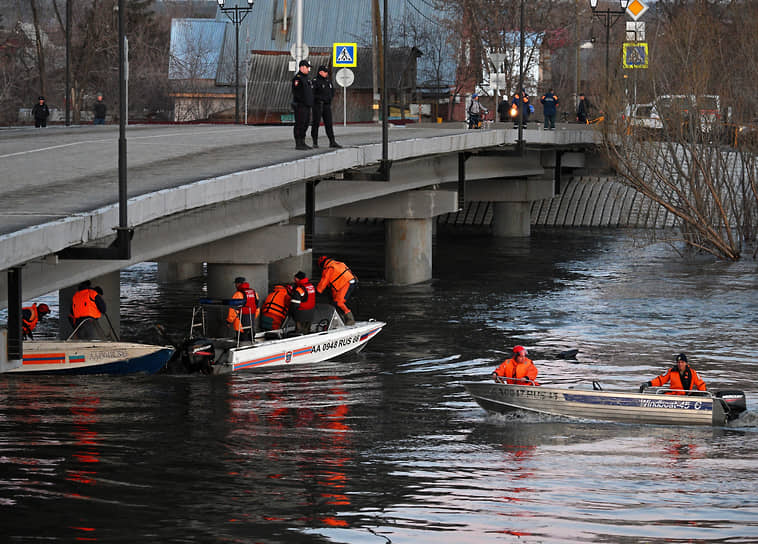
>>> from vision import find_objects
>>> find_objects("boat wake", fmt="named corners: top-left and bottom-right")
top-left (728, 410), bottom-right (758, 428)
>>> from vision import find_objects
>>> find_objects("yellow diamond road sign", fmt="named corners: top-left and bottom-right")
top-left (626, 0), bottom-right (649, 21)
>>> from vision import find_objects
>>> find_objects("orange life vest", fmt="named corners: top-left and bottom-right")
top-left (494, 357), bottom-right (540, 386)
top-left (650, 365), bottom-right (706, 395)
top-left (22, 304), bottom-right (40, 334)
top-left (317, 259), bottom-right (355, 294)
top-left (261, 285), bottom-right (290, 330)
top-left (71, 289), bottom-right (102, 320)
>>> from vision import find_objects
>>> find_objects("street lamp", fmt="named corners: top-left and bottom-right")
top-left (218, 0), bottom-right (254, 124)
top-left (589, 0), bottom-right (629, 93)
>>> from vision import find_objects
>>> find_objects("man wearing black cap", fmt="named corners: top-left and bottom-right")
top-left (32, 96), bottom-right (50, 128)
top-left (292, 59), bottom-right (314, 150)
top-left (639, 353), bottom-right (707, 395)
top-left (311, 65), bottom-right (341, 148)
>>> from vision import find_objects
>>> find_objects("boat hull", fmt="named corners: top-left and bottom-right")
top-left (219, 320), bottom-right (384, 373)
top-left (464, 382), bottom-right (727, 426)
top-left (7, 341), bottom-right (175, 375)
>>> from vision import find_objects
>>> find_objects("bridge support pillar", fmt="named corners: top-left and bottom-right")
top-left (157, 262), bottom-right (204, 282)
top-left (268, 251), bottom-right (313, 286)
top-left (385, 218), bottom-right (432, 285)
top-left (492, 201), bottom-right (531, 237)
top-left (326, 190), bottom-right (458, 285)
top-left (58, 270), bottom-right (121, 340)
top-left (207, 264), bottom-right (268, 303)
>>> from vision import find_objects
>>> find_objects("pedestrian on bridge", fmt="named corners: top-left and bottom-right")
top-left (577, 93), bottom-right (590, 124)
top-left (292, 59), bottom-right (314, 150)
top-left (93, 94), bottom-right (107, 125)
top-left (541, 89), bottom-right (559, 130)
top-left (32, 96), bottom-right (50, 128)
top-left (311, 66), bottom-right (341, 149)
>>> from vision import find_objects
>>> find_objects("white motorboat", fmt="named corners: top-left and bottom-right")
top-left (168, 303), bottom-right (385, 374)
top-left (2, 340), bottom-right (174, 375)
top-left (464, 379), bottom-right (747, 426)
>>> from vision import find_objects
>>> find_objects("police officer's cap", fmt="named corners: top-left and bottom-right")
top-left (317, 65), bottom-right (328, 73)
top-left (299, 59), bottom-right (311, 68)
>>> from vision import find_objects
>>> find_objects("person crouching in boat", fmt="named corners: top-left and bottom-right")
top-left (260, 284), bottom-right (291, 332)
top-left (492, 345), bottom-right (540, 385)
top-left (640, 353), bottom-right (706, 395)
top-left (22, 302), bottom-right (51, 340)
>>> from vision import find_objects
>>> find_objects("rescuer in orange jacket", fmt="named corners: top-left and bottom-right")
top-left (492, 345), bottom-right (540, 385)
top-left (640, 353), bottom-right (707, 395)
top-left (70, 280), bottom-right (107, 339)
top-left (316, 256), bottom-right (357, 325)
top-left (22, 302), bottom-right (51, 340)
top-left (290, 270), bottom-right (316, 334)
top-left (227, 277), bottom-right (259, 339)
top-left (260, 284), bottom-right (291, 331)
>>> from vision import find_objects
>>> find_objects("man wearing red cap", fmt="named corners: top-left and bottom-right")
top-left (493, 345), bottom-right (540, 385)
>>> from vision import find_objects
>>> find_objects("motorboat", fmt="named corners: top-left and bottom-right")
top-left (166, 302), bottom-right (385, 374)
top-left (2, 340), bottom-right (175, 375)
top-left (464, 378), bottom-right (747, 427)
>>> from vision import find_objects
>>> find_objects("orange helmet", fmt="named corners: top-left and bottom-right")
top-left (38, 303), bottom-right (51, 315)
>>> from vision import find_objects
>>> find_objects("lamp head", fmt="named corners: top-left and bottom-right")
top-left (590, 0), bottom-right (598, 8)
top-left (248, 0), bottom-right (254, 5)
top-left (620, 0), bottom-right (630, 8)
top-left (217, 0), bottom-right (224, 7)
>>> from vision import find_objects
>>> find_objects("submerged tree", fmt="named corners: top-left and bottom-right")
top-left (600, 1), bottom-right (758, 261)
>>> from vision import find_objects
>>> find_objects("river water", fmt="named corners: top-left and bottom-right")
top-left (2, 229), bottom-right (757, 543)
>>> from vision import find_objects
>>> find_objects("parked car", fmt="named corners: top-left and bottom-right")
top-left (622, 103), bottom-right (663, 130)
top-left (655, 94), bottom-right (721, 134)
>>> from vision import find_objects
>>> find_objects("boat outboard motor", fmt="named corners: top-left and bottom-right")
top-left (178, 338), bottom-right (216, 374)
top-left (714, 390), bottom-right (747, 421)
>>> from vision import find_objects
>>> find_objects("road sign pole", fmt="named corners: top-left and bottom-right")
top-left (343, 85), bottom-right (347, 127)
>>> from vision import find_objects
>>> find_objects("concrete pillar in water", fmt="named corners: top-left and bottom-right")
top-left (492, 201), bottom-right (531, 237)
top-left (58, 270), bottom-right (121, 340)
top-left (385, 218), bottom-right (433, 285)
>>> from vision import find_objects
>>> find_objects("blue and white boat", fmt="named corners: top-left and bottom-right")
top-left (464, 380), bottom-right (746, 426)
top-left (1, 340), bottom-right (174, 375)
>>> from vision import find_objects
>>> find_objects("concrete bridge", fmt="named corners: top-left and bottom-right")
top-left (1, 123), bottom-right (600, 337)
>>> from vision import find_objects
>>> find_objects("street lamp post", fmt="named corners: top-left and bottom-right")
top-left (589, 0), bottom-right (629, 93)
top-left (218, 0), bottom-right (254, 124)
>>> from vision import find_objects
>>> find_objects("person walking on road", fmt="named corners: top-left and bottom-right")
top-left (541, 89), bottom-right (559, 130)
top-left (292, 59), bottom-right (314, 150)
top-left (577, 93), bottom-right (590, 124)
top-left (311, 65), bottom-right (341, 149)
top-left (32, 96), bottom-right (50, 128)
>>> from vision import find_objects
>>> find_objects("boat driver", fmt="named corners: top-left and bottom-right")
top-left (640, 353), bottom-right (707, 395)
top-left (492, 345), bottom-right (540, 385)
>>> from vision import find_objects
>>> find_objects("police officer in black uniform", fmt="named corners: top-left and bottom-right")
top-left (292, 59), bottom-right (313, 150)
top-left (311, 65), bottom-right (341, 148)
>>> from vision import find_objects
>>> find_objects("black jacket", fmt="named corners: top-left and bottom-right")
top-left (312, 75), bottom-right (335, 104)
top-left (94, 100), bottom-right (107, 119)
top-left (32, 103), bottom-right (50, 121)
top-left (292, 72), bottom-right (313, 107)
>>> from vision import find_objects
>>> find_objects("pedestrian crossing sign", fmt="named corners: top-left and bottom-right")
top-left (623, 42), bottom-right (648, 69)
top-left (333, 43), bottom-right (357, 67)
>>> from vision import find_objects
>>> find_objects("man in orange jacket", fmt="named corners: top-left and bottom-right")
top-left (316, 256), bottom-right (357, 325)
top-left (70, 280), bottom-right (107, 339)
top-left (260, 284), bottom-right (291, 331)
top-left (22, 302), bottom-right (51, 340)
top-left (492, 345), bottom-right (539, 385)
top-left (640, 353), bottom-right (707, 395)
